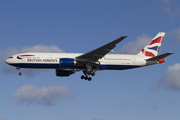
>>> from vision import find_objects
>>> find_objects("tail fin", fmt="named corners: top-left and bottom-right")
top-left (137, 32), bottom-right (165, 57)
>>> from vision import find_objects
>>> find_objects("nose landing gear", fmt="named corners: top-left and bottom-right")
top-left (16, 67), bottom-right (22, 76)
top-left (19, 72), bottom-right (22, 76)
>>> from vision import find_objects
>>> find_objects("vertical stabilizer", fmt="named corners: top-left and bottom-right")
top-left (137, 32), bottom-right (165, 57)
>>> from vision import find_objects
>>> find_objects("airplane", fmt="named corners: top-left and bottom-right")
top-left (5, 32), bottom-right (173, 81)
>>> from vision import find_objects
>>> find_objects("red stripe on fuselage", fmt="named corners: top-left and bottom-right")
top-left (17, 55), bottom-right (35, 57)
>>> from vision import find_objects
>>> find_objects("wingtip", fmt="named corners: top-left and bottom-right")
top-left (168, 52), bottom-right (174, 54)
top-left (122, 35), bottom-right (128, 38)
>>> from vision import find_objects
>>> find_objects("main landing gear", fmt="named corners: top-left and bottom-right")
top-left (16, 67), bottom-right (22, 76)
top-left (81, 71), bottom-right (95, 81)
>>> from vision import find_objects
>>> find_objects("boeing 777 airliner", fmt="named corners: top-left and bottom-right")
top-left (5, 32), bottom-right (173, 81)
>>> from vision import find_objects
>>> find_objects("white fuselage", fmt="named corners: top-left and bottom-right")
top-left (5, 52), bottom-right (154, 71)
top-left (4, 32), bottom-right (171, 79)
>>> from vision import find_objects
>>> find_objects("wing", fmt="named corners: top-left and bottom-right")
top-left (75, 36), bottom-right (127, 64)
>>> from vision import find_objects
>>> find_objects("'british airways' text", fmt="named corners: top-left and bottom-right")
top-left (27, 59), bottom-right (58, 62)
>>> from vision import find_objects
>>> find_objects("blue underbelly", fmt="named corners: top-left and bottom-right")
top-left (9, 63), bottom-right (140, 70)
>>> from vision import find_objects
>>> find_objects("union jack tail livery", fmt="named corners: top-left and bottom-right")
top-left (137, 32), bottom-right (165, 57)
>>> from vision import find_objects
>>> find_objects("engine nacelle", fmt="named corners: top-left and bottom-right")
top-left (56, 69), bottom-right (74, 77)
top-left (60, 58), bottom-right (75, 67)
top-left (158, 58), bottom-right (166, 63)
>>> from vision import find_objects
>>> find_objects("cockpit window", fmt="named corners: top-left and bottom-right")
top-left (9, 56), bottom-right (13, 58)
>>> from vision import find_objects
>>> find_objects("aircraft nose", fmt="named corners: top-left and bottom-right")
top-left (5, 59), bottom-right (10, 64)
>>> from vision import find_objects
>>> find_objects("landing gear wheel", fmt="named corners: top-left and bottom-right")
top-left (88, 77), bottom-right (92, 81)
top-left (16, 67), bottom-right (22, 76)
top-left (85, 76), bottom-right (88, 80)
top-left (91, 72), bottom-right (95, 76)
top-left (19, 72), bottom-right (22, 76)
top-left (81, 70), bottom-right (96, 81)
top-left (81, 75), bottom-right (84, 79)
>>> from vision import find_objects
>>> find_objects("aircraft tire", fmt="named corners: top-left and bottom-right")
top-left (91, 72), bottom-right (95, 76)
top-left (85, 76), bottom-right (88, 80)
top-left (88, 77), bottom-right (92, 81)
top-left (19, 72), bottom-right (22, 76)
top-left (81, 75), bottom-right (84, 79)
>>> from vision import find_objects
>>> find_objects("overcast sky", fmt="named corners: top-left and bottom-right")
top-left (1, 0), bottom-right (180, 120)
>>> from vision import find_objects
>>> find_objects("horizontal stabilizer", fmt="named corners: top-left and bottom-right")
top-left (146, 52), bottom-right (173, 61)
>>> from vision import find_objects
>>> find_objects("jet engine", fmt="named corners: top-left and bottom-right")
top-left (158, 58), bottom-right (166, 63)
top-left (56, 69), bottom-right (75, 77)
top-left (59, 58), bottom-right (76, 67)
